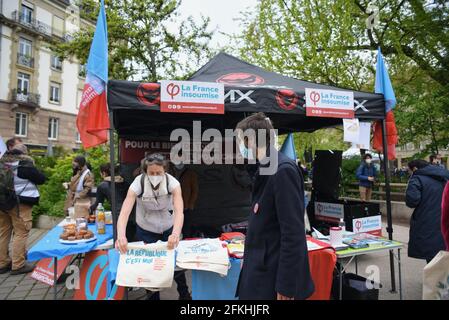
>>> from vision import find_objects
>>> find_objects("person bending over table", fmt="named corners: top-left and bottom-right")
top-left (115, 153), bottom-right (190, 300)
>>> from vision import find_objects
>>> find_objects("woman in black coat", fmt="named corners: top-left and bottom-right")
top-left (406, 160), bottom-right (449, 263)
top-left (235, 113), bottom-right (314, 300)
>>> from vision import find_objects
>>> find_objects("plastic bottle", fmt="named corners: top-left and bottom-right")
top-left (339, 218), bottom-right (346, 233)
top-left (96, 203), bottom-right (106, 235)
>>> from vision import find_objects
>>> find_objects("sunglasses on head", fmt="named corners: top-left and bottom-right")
top-left (146, 153), bottom-right (165, 162)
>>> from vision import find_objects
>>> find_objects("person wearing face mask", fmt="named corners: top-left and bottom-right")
top-left (356, 153), bottom-right (377, 202)
top-left (170, 162), bottom-right (199, 239)
top-left (116, 153), bottom-right (189, 300)
top-left (64, 155), bottom-right (94, 214)
top-left (234, 112), bottom-right (314, 300)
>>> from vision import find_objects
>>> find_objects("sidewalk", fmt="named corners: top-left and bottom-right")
top-left (0, 220), bottom-right (425, 300)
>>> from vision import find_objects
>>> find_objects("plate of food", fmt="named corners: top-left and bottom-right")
top-left (59, 225), bottom-right (96, 244)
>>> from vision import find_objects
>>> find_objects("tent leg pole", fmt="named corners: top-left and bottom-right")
top-left (381, 119), bottom-right (396, 293)
top-left (109, 110), bottom-right (117, 243)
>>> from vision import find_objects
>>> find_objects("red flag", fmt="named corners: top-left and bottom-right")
top-left (76, 0), bottom-right (109, 149)
top-left (77, 87), bottom-right (109, 148)
top-left (372, 111), bottom-right (398, 160)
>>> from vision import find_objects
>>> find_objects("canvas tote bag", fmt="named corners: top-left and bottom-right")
top-left (116, 241), bottom-right (175, 289)
top-left (423, 250), bottom-right (449, 300)
top-left (176, 238), bottom-right (230, 276)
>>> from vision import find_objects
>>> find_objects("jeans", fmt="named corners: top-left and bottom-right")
top-left (135, 225), bottom-right (190, 300)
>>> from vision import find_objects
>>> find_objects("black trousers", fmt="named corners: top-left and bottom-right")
top-left (182, 209), bottom-right (193, 239)
top-left (135, 225), bottom-right (189, 300)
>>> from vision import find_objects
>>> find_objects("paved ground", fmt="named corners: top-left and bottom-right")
top-left (0, 219), bottom-right (425, 300)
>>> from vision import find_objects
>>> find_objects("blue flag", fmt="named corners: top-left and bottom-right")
top-left (280, 133), bottom-right (297, 161)
top-left (375, 47), bottom-right (396, 112)
top-left (86, 0), bottom-right (108, 83)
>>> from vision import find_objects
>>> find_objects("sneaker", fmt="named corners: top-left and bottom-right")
top-left (0, 264), bottom-right (12, 274)
top-left (10, 263), bottom-right (35, 275)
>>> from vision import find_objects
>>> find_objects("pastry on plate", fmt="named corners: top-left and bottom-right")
top-left (67, 236), bottom-right (76, 241)
top-left (60, 233), bottom-right (69, 240)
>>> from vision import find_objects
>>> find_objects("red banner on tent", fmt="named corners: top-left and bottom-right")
top-left (30, 255), bottom-right (74, 286)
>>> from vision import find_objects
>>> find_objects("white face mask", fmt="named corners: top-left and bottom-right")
top-left (149, 175), bottom-right (163, 187)
top-left (365, 159), bottom-right (372, 165)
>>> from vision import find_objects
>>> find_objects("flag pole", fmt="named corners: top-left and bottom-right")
top-left (381, 118), bottom-right (396, 293)
top-left (109, 108), bottom-right (117, 243)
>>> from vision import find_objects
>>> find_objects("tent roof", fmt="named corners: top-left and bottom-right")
top-left (108, 52), bottom-right (385, 137)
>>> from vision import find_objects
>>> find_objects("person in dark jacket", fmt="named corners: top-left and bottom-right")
top-left (90, 163), bottom-right (133, 240)
top-left (356, 153), bottom-right (377, 201)
top-left (235, 112), bottom-right (314, 300)
top-left (406, 159), bottom-right (449, 263)
top-left (442, 181), bottom-right (449, 251)
top-left (0, 145), bottom-right (46, 275)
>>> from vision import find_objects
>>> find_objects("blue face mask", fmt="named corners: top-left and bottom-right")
top-left (238, 141), bottom-right (254, 160)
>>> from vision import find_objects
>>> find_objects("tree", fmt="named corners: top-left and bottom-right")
top-left (236, 0), bottom-right (449, 155)
top-left (53, 0), bottom-right (214, 81)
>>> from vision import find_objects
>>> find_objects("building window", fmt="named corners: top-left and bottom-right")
top-left (15, 112), bottom-right (28, 137)
top-left (49, 82), bottom-right (61, 103)
top-left (19, 37), bottom-right (32, 56)
top-left (17, 72), bottom-right (30, 95)
top-left (20, 5), bottom-right (33, 24)
top-left (48, 118), bottom-right (59, 140)
top-left (51, 55), bottom-right (63, 71)
top-left (18, 37), bottom-right (33, 68)
top-left (76, 131), bottom-right (81, 143)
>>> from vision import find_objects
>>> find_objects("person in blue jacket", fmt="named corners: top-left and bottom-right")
top-left (406, 159), bottom-right (449, 263)
top-left (234, 112), bottom-right (314, 300)
top-left (356, 154), bottom-right (377, 202)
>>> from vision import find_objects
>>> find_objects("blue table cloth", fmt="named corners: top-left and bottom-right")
top-left (28, 224), bottom-right (113, 261)
top-left (108, 248), bottom-right (120, 282)
top-left (191, 258), bottom-right (241, 300)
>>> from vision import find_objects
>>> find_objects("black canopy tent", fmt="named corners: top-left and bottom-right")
top-left (106, 52), bottom-right (396, 291)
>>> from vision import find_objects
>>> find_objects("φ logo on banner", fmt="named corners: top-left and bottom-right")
top-left (166, 83), bottom-right (180, 99)
top-left (85, 255), bottom-right (109, 300)
top-left (355, 220), bottom-right (362, 232)
top-left (309, 91), bottom-right (320, 105)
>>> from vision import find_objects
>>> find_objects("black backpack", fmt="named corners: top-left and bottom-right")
top-left (0, 162), bottom-right (18, 212)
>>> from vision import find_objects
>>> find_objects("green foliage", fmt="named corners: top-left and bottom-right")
top-left (32, 146), bottom-right (110, 219)
top-left (340, 156), bottom-right (362, 196)
top-left (236, 0), bottom-right (449, 155)
top-left (53, 0), bottom-right (214, 82)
